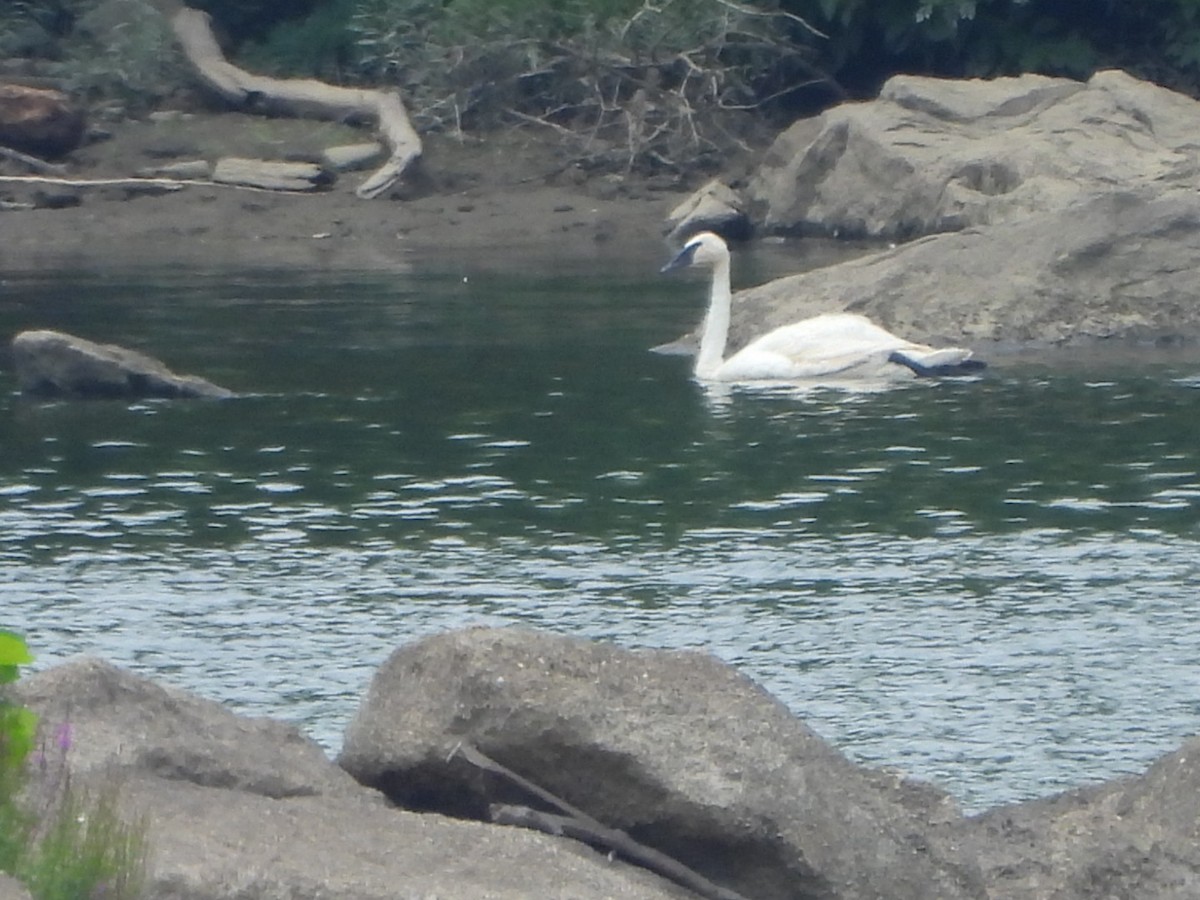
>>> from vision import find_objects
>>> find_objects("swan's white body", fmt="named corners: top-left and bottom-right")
top-left (663, 232), bottom-right (983, 383)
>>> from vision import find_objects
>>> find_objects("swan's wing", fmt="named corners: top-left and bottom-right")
top-left (716, 312), bottom-right (986, 381)
top-left (722, 314), bottom-right (914, 379)
top-left (748, 314), bottom-right (912, 355)
top-left (719, 344), bottom-right (904, 380)
top-left (888, 347), bottom-right (987, 377)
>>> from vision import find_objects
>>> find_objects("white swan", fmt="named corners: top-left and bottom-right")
top-left (661, 231), bottom-right (985, 383)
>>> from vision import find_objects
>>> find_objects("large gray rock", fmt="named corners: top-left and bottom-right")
top-left (338, 627), bottom-right (985, 900)
top-left (743, 70), bottom-right (1200, 239)
top-left (11, 329), bottom-right (234, 399)
top-left (120, 775), bottom-right (689, 900)
top-left (13, 659), bottom-right (688, 900)
top-left (933, 735), bottom-right (1200, 899)
top-left (679, 188), bottom-right (1200, 352)
top-left (13, 657), bottom-right (361, 799)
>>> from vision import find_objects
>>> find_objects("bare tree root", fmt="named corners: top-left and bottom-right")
top-left (451, 743), bottom-right (752, 900)
top-left (170, 6), bottom-right (421, 199)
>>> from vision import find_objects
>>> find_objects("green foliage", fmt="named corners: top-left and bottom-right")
top-left (0, 0), bottom-right (188, 111)
top-left (0, 631), bottom-right (36, 876)
top-left (189, 0), bottom-right (322, 44)
top-left (237, 0), bottom-right (361, 80)
top-left (789, 0), bottom-right (1200, 94)
top-left (18, 783), bottom-right (147, 900)
top-left (59, 0), bottom-right (189, 111)
top-left (0, 634), bottom-right (148, 900)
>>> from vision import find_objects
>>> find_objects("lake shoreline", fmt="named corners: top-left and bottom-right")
top-left (1, 119), bottom-right (683, 274)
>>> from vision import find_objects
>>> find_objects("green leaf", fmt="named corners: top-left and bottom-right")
top-left (0, 632), bottom-right (33, 685)
top-left (0, 705), bottom-right (38, 770)
top-left (0, 632), bottom-right (33, 667)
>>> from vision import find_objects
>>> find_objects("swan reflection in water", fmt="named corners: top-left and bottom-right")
top-left (661, 232), bottom-right (986, 386)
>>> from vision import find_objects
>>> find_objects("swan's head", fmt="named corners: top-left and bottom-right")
top-left (660, 231), bottom-right (730, 274)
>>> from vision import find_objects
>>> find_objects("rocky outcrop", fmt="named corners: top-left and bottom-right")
top-left (339, 627), bottom-right (986, 900)
top-left (8, 628), bottom-right (1200, 899)
top-left (663, 69), bottom-right (1200, 348)
top-left (742, 70), bottom-right (1200, 240)
top-left (12, 657), bottom-right (360, 799)
top-left (10, 329), bottom-right (235, 399)
top-left (0, 83), bottom-right (85, 158)
top-left (935, 737), bottom-right (1200, 899)
top-left (703, 189), bottom-right (1200, 350)
top-left (664, 179), bottom-right (752, 244)
top-left (11, 658), bottom-right (689, 900)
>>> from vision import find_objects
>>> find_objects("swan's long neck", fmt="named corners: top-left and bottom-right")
top-left (695, 254), bottom-right (732, 380)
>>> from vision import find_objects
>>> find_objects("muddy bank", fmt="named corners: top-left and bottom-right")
top-left (1, 117), bottom-right (683, 273)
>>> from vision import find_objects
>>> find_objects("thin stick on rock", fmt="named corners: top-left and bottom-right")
top-left (453, 743), bottom-right (752, 900)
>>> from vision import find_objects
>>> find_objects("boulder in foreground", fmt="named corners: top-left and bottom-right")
top-left (11, 629), bottom-right (1200, 899)
top-left (13, 658), bottom-right (687, 900)
top-left (339, 626), bottom-right (986, 900)
top-left (11, 329), bottom-right (235, 399)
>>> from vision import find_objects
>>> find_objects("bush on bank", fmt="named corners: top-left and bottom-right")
top-left (3, 0), bottom-right (1200, 171)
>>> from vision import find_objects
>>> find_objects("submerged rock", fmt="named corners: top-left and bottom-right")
top-left (11, 329), bottom-right (235, 399)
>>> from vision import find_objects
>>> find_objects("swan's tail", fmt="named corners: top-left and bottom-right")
top-left (888, 347), bottom-right (987, 378)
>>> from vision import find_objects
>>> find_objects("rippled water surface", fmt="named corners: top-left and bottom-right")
top-left (3, 251), bottom-right (1200, 813)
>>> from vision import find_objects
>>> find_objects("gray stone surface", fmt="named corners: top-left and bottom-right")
top-left (339, 626), bottom-right (985, 900)
top-left (934, 735), bottom-right (1200, 899)
top-left (11, 329), bottom-right (235, 399)
top-left (12, 657), bottom-right (688, 900)
top-left (744, 70), bottom-right (1200, 240)
top-left (706, 188), bottom-right (1200, 350)
top-left (120, 774), bottom-right (690, 900)
top-left (13, 657), bottom-right (361, 799)
top-left (13, 629), bottom-right (1200, 899)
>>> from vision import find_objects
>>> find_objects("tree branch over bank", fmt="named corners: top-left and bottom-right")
top-left (169, 5), bottom-right (421, 199)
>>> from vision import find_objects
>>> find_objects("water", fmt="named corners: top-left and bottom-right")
top-left (3, 251), bottom-right (1200, 814)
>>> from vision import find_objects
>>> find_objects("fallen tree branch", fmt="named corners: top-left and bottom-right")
top-left (0, 175), bottom-right (186, 189)
top-left (0, 174), bottom-right (336, 197)
top-left (170, 6), bottom-right (421, 199)
top-left (0, 145), bottom-right (67, 175)
top-left (452, 743), bottom-right (751, 900)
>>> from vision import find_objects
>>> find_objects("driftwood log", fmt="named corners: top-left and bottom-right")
top-left (170, 6), bottom-right (421, 199)
top-left (212, 157), bottom-right (331, 192)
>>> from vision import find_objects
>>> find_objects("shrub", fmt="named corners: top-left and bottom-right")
top-left (346, 0), bottom-right (826, 172)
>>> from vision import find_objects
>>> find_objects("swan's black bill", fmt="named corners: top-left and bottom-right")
top-left (660, 242), bottom-right (699, 274)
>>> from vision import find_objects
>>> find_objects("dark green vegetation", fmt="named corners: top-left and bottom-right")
top-left (3, 0), bottom-right (1200, 170)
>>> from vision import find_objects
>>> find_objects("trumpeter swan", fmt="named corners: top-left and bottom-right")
top-left (661, 231), bottom-right (986, 383)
